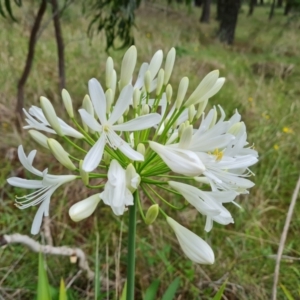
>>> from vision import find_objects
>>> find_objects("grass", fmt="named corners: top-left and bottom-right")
top-left (1, 2), bottom-right (300, 299)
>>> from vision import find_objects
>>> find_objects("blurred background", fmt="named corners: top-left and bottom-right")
top-left (0, 0), bottom-right (300, 299)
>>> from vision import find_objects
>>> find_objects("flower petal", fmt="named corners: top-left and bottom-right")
top-left (108, 84), bottom-right (133, 125)
top-left (82, 133), bottom-right (106, 172)
top-left (112, 113), bottom-right (161, 132)
top-left (31, 198), bottom-right (50, 235)
top-left (78, 109), bottom-right (102, 131)
top-left (88, 78), bottom-right (107, 124)
top-left (7, 177), bottom-right (43, 189)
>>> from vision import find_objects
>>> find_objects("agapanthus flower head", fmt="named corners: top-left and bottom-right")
top-left (7, 46), bottom-right (258, 266)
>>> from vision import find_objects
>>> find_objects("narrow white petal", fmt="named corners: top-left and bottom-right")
top-left (134, 62), bottom-right (149, 90)
top-left (82, 134), bottom-right (106, 172)
top-left (7, 178), bottom-right (43, 189)
top-left (148, 50), bottom-right (163, 81)
top-left (78, 109), bottom-right (102, 131)
top-left (31, 198), bottom-right (50, 235)
top-left (108, 85), bottom-right (133, 125)
top-left (88, 78), bottom-right (107, 124)
top-left (112, 113), bottom-right (161, 132)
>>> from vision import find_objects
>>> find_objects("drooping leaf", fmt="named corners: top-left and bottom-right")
top-left (37, 252), bottom-right (52, 300)
top-left (4, 0), bottom-right (17, 21)
top-left (144, 279), bottom-right (160, 300)
top-left (161, 277), bottom-right (180, 300)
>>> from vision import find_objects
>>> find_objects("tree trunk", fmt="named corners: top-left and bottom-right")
top-left (284, 1), bottom-right (292, 15)
top-left (51, 0), bottom-right (65, 91)
top-left (277, 0), bottom-right (283, 8)
top-left (195, 0), bottom-right (203, 7)
top-left (269, 0), bottom-right (276, 20)
top-left (248, 0), bottom-right (256, 16)
top-left (218, 0), bottom-right (241, 45)
top-left (16, 0), bottom-right (47, 117)
top-left (216, 0), bottom-right (225, 20)
top-left (260, 0), bottom-right (264, 5)
top-left (200, 0), bottom-right (211, 23)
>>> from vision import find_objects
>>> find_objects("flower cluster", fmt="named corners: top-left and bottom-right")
top-left (7, 46), bottom-right (258, 264)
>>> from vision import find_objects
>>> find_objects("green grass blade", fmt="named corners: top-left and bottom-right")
top-left (212, 281), bottom-right (227, 300)
top-left (280, 284), bottom-right (295, 300)
top-left (144, 279), bottom-right (160, 300)
top-left (59, 278), bottom-right (68, 300)
top-left (37, 252), bottom-right (52, 300)
top-left (161, 277), bottom-right (180, 300)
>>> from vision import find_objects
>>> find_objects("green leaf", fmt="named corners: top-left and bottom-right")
top-left (212, 280), bottom-right (227, 300)
top-left (59, 278), bottom-right (68, 300)
top-left (161, 277), bottom-right (180, 300)
top-left (0, 1), bottom-right (6, 18)
top-left (280, 284), bottom-right (295, 300)
top-left (144, 279), bottom-right (160, 300)
top-left (120, 280), bottom-right (127, 300)
top-left (37, 252), bottom-right (52, 300)
top-left (4, 0), bottom-right (17, 21)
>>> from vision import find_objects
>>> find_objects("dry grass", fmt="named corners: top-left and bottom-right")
top-left (0, 2), bottom-right (300, 299)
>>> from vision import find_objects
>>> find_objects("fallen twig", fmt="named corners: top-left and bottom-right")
top-left (0, 233), bottom-right (94, 280)
top-left (272, 175), bottom-right (300, 300)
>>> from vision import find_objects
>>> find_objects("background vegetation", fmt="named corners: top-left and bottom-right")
top-left (0, 1), bottom-right (300, 299)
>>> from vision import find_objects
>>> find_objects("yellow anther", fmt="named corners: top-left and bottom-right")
top-left (213, 148), bottom-right (223, 161)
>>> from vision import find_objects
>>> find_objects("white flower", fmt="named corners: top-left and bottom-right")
top-left (169, 181), bottom-right (236, 232)
top-left (79, 78), bottom-right (161, 172)
top-left (100, 160), bottom-right (133, 216)
top-left (7, 145), bottom-right (76, 234)
top-left (167, 217), bottom-right (215, 264)
top-left (23, 106), bottom-right (84, 138)
top-left (149, 141), bottom-right (205, 176)
top-left (69, 194), bottom-right (101, 222)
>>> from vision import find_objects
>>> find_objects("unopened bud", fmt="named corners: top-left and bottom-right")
top-left (47, 138), bottom-right (76, 170)
top-left (62, 89), bottom-right (74, 118)
top-left (126, 164), bottom-right (140, 192)
top-left (144, 70), bottom-right (151, 93)
top-left (82, 95), bottom-right (95, 133)
top-left (40, 96), bottom-right (63, 136)
top-left (133, 88), bottom-right (141, 109)
top-left (166, 84), bottom-right (173, 104)
top-left (79, 160), bottom-right (89, 186)
top-left (142, 104), bottom-right (150, 115)
top-left (179, 125), bottom-right (193, 148)
top-left (156, 69), bottom-right (164, 95)
top-left (178, 122), bottom-right (185, 138)
top-left (106, 57), bottom-right (114, 89)
top-left (148, 50), bottom-right (163, 81)
top-left (145, 204), bottom-right (159, 225)
top-left (196, 99), bottom-right (208, 119)
top-left (164, 47), bottom-right (176, 85)
top-left (120, 46), bottom-right (137, 90)
top-left (105, 89), bottom-right (113, 114)
top-left (175, 77), bottom-right (189, 109)
top-left (103, 152), bottom-right (111, 165)
top-left (209, 109), bottom-right (217, 129)
top-left (111, 70), bottom-right (117, 100)
top-left (117, 115), bottom-right (124, 124)
top-left (137, 143), bottom-right (145, 156)
top-left (188, 105), bottom-right (196, 123)
top-left (28, 130), bottom-right (49, 149)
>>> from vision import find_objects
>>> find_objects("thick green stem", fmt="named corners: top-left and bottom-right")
top-left (126, 191), bottom-right (138, 300)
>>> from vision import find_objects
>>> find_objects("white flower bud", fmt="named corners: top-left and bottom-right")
top-left (145, 204), bottom-right (159, 225)
top-left (106, 57), bottom-right (114, 89)
top-left (82, 95), bottom-right (94, 133)
top-left (120, 45), bottom-right (137, 90)
top-left (126, 163), bottom-right (140, 193)
top-left (144, 70), bottom-right (151, 93)
top-left (185, 70), bottom-right (222, 107)
top-left (47, 138), bottom-right (76, 171)
top-left (196, 99), bottom-right (208, 119)
top-left (69, 194), bottom-right (101, 222)
top-left (133, 88), bottom-right (141, 109)
top-left (179, 125), bottom-right (193, 149)
top-left (148, 50), bottom-right (163, 81)
top-left (167, 217), bottom-right (215, 264)
top-left (156, 69), bottom-right (164, 95)
top-left (175, 77), bottom-right (189, 109)
top-left (117, 115), bottom-right (124, 124)
top-left (178, 122), bottom-right (185, 138)
top-left (137, 143), bottom-right (145, 156)
top-left (166, 84), bottom-right (173, 104)
top-left (209, 108), bottom-right (217, 128)
top-left (188, 105), bottom-right (196, 123)
top-left (28, 130), bottom-right (49, 149)
top-left (194, 176), bottom-right (210, 184)
top-left (79, 160), bottom-right (89, 186)
top-left (61, 89), bottom-right (74, 118)
top-left (142, 104), bottom-right (150, 115)
top-left (111, 69), bottom-right (117, 100)
top-left (105, 89), bottom-right (113, 114)
top-left (164, 47), bottom-right (176, 85)
top-left (103, 152), bottom-right (111, 165)
top-left (40, 96), bottom-right (63, 136)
